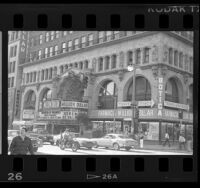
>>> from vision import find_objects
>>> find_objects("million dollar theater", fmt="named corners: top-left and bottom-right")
top-left (9, 31), bottom-right (193, 144)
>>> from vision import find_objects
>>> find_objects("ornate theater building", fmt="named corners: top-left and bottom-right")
top-left (12, 31), bottom-right (193, 143)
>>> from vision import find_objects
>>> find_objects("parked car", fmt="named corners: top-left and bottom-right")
top-left (74, 137), bottom-right (97, 150)
top-left (91, 133), bottom-right (138, 151)
top-left (8, 130), bottom-right (42, 153)
top-left (27, 130), bottom-right (54, 145)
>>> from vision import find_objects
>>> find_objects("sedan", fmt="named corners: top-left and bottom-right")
top-left (73, 137), bottom-right (97, 150)
top-left (92, 134), bottom-right (138, 151)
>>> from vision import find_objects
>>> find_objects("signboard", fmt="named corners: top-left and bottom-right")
top-left (37, 109), bottom-right (87, 120)
top-left (117, 100), bottom-right (155, 108)
top-left (164, 101), bottom-right (189, 110)
top-left (61, 101), bottom-right (88, 109)
top-left (23, 109), bottom-right (35, 119)
top-left (163, 109), bottom-right (179, 119)
top-left (43, 100), bottom-right (60, 109)
top-left (157, 77), bottom-right (164, 116)
top-left (183, 112), bottom-right (193, 121)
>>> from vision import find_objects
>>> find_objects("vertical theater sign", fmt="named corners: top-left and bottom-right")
top-left (157, 77), bottom-right (163, 117)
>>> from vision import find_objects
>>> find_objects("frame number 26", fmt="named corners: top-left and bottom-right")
top-left (8, 173), bottom-right (23, 181)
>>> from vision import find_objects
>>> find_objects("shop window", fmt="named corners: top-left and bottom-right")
top-left (98, 80), bottom-right (118, 109)
top-left (127, 77), bottom-right (151, 101)
top-left (111, 54), bottom-right (117, 69)
top-left (168, 48), bottom-right (173, 65)
top-left (186, 125), bottom-right (193, 141)
top-left (165, 78), bottom-right (179, 103)
top-left (98, 58), bottom-right (103, 71)
top-left (135, 49), bottom-right (141, 64)
top-left (139, 122), bottom-right (159, 140)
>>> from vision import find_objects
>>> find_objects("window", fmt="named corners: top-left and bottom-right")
top-left (81, 36), bottom-right (86, 48)
top-left (50, 31), bottom-right (54, 40)
top-left (174, 50), bottom-right (178, 66)
top-left (127, 51), bottom-right (133, 65)
top-left (38, 50), bottom-right (42, 60)
top-left (106, 31), bottom-right (112, 41)
top-left (30, 72), bottom-right (33, 83)
top-left (185, 55), bottom-right (189, 71)
top-left (98, 58), bottom-right (103, 71)
top-left (10, 46), bottom-right (13, 57)
top-left (189, 57), bottom-right (193, 73)
top-left (54, 45), bottom-right (58, 55)
top-left (45, 69), bottom-right (48, 80)
top-left (179, 52), bottom-right (183, 68)
top-left (45, 32), bottom-right (49, 42)
top-left (11, 77), bottom-right (14, 87)
top-left (98, 81), bottom-right (118, 109)
top-left (8, 78), bottom-right (10, 88)
top-left (26, 73), bottom-right (30, 83)
top-left (105, 56), bottom-right (110, 70)
top-left (65, 64), bottom-right (68, 71)
top-left (165, 78), bottom-right (179, 103)
top-left (127, 77), bottom-right (151, 101)
top-left (68, 40), bottom-right (72, 51)
top-left (10, 46), bottom-right (17, 57)
top-left (136, 49), bottom-right (141, 64)
top-left (69, 31), bottom-right (73, 34)
top-left (85, 60), bottom-right (89, 69)
top-left (169, 48), bottom-right (173, 65)
top-left (98, 31), bottom-right (104, 43)
top-left (111, 55), bottom-right (117, 69)
top-left (74, 63), bottom-right (78, 68)
top-left (39, 34), bottom-right (43, 44)
top-left (62, 42), bottom-right (66, 53)
top-left (63, 31), bottom-right (67, 36)
top-left (60, 66), bottom-right (64, 74)
top-left (49, 47), bottom-right (53, 57)
top-left (45, 47), bottom-right (48, 58)
top-left (34, 72), bottom-right (36, 82)
top-left (88, 34), bottom-right (93, 46)
top-left (74, 38), bottom-right (79, 50)
top-left (113, 31), bottom-right (120, 39)
top-left (13, 46), bottom-right (17, 57)
top-left (144, 48), bottom-right (150, 64)
top-left (49, 68), bottom-right (53, 79)
top-left (55, 31), bottom-right (59, 38)
top-left (12, 61), bottom-right (16, 72)
top-left (79, 62), bottom-right (83, 69)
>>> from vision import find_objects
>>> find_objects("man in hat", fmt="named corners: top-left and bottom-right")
top-left (9, 127), bottom-right (34, 155)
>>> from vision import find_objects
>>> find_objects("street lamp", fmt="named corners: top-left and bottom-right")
top-left (127, 63), bottom-right (138, 135)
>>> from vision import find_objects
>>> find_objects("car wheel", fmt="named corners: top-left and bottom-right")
top-left (113, 143), bottom-right (120, 150)
top-left (71, 142), bottom-right (78, 152)
top-left (125, 147), bottom-right (131, 151)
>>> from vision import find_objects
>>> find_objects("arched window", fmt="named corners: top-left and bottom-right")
top-left (98, 58), bottom-right (103, 71)
top-left (41, 89), bottom-right (52, 101)
top-left (60, 65), bottom-right (64, 74)
top-left (24, 91), bottom-right (36, 109)
top-left (105, 56), bottom-right (110, 70)
top-left (165, 78), bottom-right (179, 103)
top-left (98, 81), bottom-right (117, 109)
top-left (127, 77), bottom-right (151, 101)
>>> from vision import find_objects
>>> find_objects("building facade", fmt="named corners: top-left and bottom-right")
top-left (13, 31), bottom-right (193, 143)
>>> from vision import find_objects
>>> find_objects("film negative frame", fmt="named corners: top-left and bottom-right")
top-left (0, 3), bottom-right (199, 182)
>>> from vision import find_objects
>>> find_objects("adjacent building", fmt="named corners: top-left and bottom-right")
top-left (10, 31), bottom-right (193, 143)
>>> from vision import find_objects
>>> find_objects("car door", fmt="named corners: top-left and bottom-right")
top-left (98, 135), bottom-right (110, 147)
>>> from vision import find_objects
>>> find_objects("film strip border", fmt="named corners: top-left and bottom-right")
top-left (0, 4), bottom-right (199, 182)
top-left (0, 4), bottom-right (199, 29)
top-left (0, 156), bottom-right (195, 182)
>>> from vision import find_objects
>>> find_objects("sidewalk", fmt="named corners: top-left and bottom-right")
top-left (134, 142), bottom-right (193, 154)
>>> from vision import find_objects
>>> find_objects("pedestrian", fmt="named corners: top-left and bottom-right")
top-left (139, 133), bottom-right (144, 149)
top-left (163, 132), bottom-right (170, 147)
top-left (9, 127), bottom-right (34, 155)
top-left (179, 134), bottom-right (186, 150)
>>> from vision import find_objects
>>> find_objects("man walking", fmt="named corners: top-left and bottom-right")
top-left (163, 132), bottom-right (170, 147)
top-left (9, 127), bottom-right (34, 155)
top-left (179, 134), bottom-right (186, 150)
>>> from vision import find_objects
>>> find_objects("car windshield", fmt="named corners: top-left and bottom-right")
top-left (118, 135), bottom-right (130, 139)
top-left (8, 131), bottom-right (19, 137)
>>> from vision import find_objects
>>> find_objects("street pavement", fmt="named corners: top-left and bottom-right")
top-left (36, 144), bottom-right (192, 155)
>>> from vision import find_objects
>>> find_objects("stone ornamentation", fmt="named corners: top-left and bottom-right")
top-left (36, 83), bottom-right (40, 91)
top-left (119, 51), bottom-right (124, 68)
top-left (183, 73), bottom-right (189, 84)
top-left (151, 65), bottom-right (158, 78)
top-left (162, 44), bottom-right (169, 63)
top-left (161, 66), bottom-right (168, 77)
top-left (118, 70), bottom-right (124, 81)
